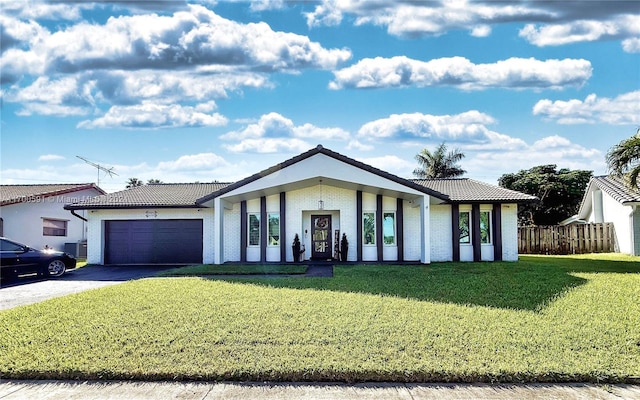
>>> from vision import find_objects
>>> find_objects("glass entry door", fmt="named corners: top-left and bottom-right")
top-left (311, 215), bottom-right (332, 260)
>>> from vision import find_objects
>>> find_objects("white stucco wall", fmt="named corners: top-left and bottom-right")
top-left (593, 192), bottom-right (633, 254)
top-left (85, 208), bottom-right (212, 264)
top-left (430, 204), bottom-right (452, 262)
top-left (0, 188), bottom-right (101, 252)
top-left (223, 203), bottom-right (241, 262)
top-left (403, 201), bottom-right (422, 261)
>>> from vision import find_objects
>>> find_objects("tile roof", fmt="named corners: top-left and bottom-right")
top-left (65, 183), bottom-right (231, 209)
top-left (65, 147), bottom-right (537, 209)
top-left (412, 178), bottom-right (538, 203)
top-left (590, 175), bottom-right (640, 204)
top-left (1, 183), bottom-right (105, 206)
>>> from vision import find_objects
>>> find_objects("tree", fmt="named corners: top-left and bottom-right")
top-left (147, 179), bottom-right (162, 184)
top-left (413, 142), bottom-right (466, 179)
top-left (498, 165), bottom-right (592, 226)
top-left (125, 178), bottom-right (143, 188)
top-left (606, 129), bottom-right (640, 189)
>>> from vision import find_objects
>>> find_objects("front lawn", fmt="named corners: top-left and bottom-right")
top-left (1, 254), bottom-right (638, 383)
top-left (159, 264), bottom-right (308, 276)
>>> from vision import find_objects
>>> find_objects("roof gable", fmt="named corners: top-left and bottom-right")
top-left (1, 183), bottom-right (105, 206)
top-left (197, 145), bottom-right (449, 203)
top-left (577, 175), bottom-right (640, 218)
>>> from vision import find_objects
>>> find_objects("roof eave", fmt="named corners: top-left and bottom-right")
top-left (64, 204), bottom-right (207, 210)
top-left (2, 184), bottom-right (106, 206)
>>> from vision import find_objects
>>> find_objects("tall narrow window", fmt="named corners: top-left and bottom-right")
top-left (363, 212), bottom-right (375, 245)
top-left (383, 212), bottom-right (395, 245)
top-left (480, 211), bottom-right (491, 244)
top-left (248, 213), bottom-right (260, 246)
top-left (43, 218), bottom-right (67, 237)
top-left (268, 213), bottom-right (280, 246)
top-left (459, 212), bottom-right (470, 244)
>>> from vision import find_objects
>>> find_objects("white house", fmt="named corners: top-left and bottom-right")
top-left (566, 175), bottom-right (640, 255)
top-left (1, 183), bottom-right (105, 253)
top-left (65, 146), bottom-right (536, 265)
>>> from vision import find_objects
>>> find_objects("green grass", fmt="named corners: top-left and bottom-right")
top-left (159, 264), bottom-right (308, 276)
top-left (1, 254), bottom-right (638, 383)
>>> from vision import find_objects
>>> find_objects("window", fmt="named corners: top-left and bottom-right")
top-left (480, 211), bottom-right (491, 244)
top-left (383, 212), bottom-right (395, 245)
top-left (1, 239), bottom-right (24, 252)
top-left (363, 212), bottom-right (375, 245)
top-left (43, 218), bottom-right (67, 237)
top-left (459, 212), bottom-right (470, 244)
top-left (268, 213), bottom-right (280, 246)
top-left (248, 213), bottom-right (260, 246)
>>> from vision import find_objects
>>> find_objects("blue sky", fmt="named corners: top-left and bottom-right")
top-left (1, 0), bottom-right (639, 193)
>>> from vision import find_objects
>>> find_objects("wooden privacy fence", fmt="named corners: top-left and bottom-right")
top-left (518, 223), bottom-right (616, 255)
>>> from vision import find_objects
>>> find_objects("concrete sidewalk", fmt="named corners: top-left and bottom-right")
top-left (1, 380), bottom-right (638, 399)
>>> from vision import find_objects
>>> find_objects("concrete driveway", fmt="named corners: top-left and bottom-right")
top-left (0, 265), bottom-right (175, 311)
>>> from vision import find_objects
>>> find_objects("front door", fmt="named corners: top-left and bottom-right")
top-left (311, 215), bottom-right (332, 260)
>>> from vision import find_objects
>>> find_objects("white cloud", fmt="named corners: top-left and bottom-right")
top-left (157, 153), bottom-right (229, 171)
top-left (470, 25), bottom-right (491, 38)
top-left (221, 112), bottom-right (350, 151)
top-left (1, 4), bottom-right (351, 123)
top-left (224, 138), bottom-right (311, 154)
top-left (358, 111), bottom-right (500, 142)
top-left (1, 0), bottom-right (86, 20)
top-left (38, 154), bottom-right (66, 161)
top-left (77, 102), bottom-right (228, 129)
top-left (519, 14), bottom-right (640, 52)
top-left (6, 4), bottom-right (351, 76)
top-left (353, 110), bottom-right (603, 182)
top-left (622, 37), bottom-right (640, 53)
top-left (330, 56), bottom-right (592, 90)
top-left (463, 137), bottom-right (604, 183)
top-left (533, 91), bottom-right (640, 125)
top-left (306, 0), bottom-right (638, 50)
top-left (9, 76), bottom-right (95, 116)
top-left (347, 139), bottom-right (374, 152)
top-left (250, 0), bottom-right (285, 12)
top-left (357, 155), bottom-right (415, 177)
top-left (305, 2), bottom-right (343, 28)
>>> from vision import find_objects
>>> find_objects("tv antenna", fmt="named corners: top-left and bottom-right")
top-left (76, 156), bottom-right (118, 186)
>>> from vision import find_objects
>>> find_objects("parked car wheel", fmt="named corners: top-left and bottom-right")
top-left (46, 259), bottom-right (67, 277)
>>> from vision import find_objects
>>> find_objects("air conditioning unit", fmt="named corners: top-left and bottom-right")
top-left (64, 240), bottom-right (88, 258)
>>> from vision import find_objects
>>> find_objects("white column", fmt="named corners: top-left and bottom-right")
top-left (213, 197), bottom-right (224, 265)
top-left (420, 195), bottom-right (431, 264)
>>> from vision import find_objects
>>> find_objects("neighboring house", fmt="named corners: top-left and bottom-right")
top-left (65, 146), bottom-right (536, 265)
top-left (564, 175), bottom-right (640, 255)
top-left (1, 184), bottom-right (105, 253)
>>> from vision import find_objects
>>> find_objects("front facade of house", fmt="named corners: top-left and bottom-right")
top-left (571, 176), bottom-right (640, 255)
top-left (67, 146), bottom-right (535, 265)
top-left (1, 184), bottom-right (105, 252)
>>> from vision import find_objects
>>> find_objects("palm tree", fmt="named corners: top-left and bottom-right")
top-left (125, 178), bottom-right (143, 189)
top-left (607, 129), bottom-right (640, 188)
top-left (413, 142), bottom-right (466, 179)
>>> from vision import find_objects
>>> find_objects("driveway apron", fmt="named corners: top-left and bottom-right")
top-left (0, 265), bottom-right (175, 311)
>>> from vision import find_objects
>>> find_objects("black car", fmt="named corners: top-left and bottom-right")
top-left (0, 237), bottom-right (77, 278)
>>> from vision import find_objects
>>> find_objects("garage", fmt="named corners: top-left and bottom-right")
top-left (105, 219), bottom-right (203, 264)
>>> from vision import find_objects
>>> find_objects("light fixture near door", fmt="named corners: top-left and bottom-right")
top-left (318, 179), bottom-right (324, 210)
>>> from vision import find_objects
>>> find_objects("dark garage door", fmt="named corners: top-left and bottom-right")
top-left (105, 219), bottom-right (203, 264)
